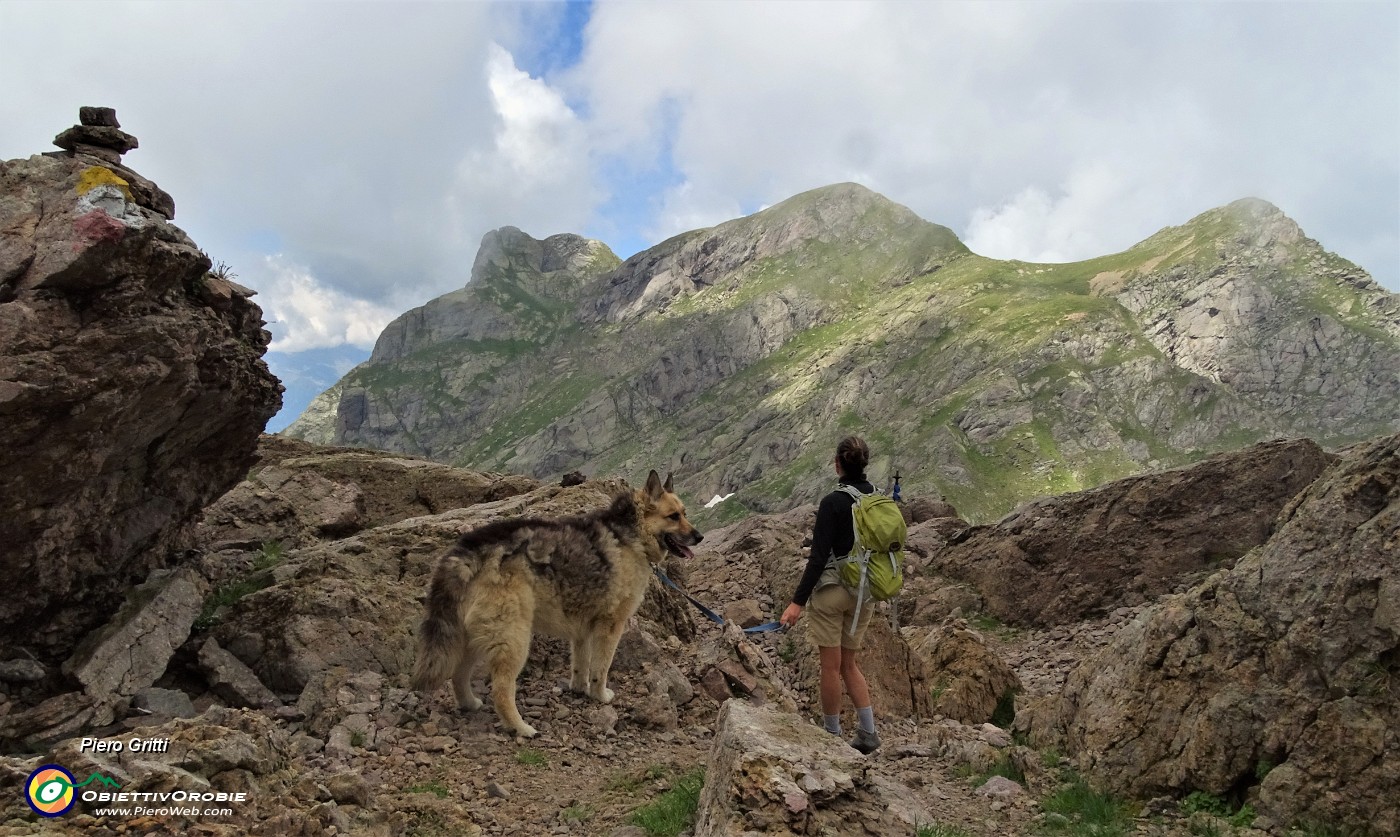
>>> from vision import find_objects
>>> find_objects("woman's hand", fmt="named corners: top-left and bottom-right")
top-left (780, 602), bottom-right (803, 628)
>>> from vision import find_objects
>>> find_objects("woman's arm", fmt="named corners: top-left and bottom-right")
top-left (791, 494), bottom-right (837, 607)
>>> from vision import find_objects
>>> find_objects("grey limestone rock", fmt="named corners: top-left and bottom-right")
top-left (694, 698), bottom-right (932, 836)
top-left (198, 638), bottom-right (282, 709)
top-left (1, 113), bottom-right (280, 678)
top-left (1033, 431), bottom-right (1400, 835)
top-left (132, 686), bottom-right (198, 719)
top-left (62, 567), bottom-right (208, 700)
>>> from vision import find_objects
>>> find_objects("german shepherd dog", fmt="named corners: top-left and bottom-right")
top-left (411, 471), bottom-right (703, 737)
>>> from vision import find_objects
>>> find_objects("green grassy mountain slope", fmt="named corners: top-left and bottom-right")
top-left (284, 185), bottom-right (1400, 524)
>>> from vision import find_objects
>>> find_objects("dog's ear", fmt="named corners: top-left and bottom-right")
top-left (645, 469), bottom-right (665, 500)
top-left (663, 472), bottom-right (674, 494)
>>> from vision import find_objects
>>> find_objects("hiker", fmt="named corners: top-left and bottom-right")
top-left (779, 435), bottom-right (881, 754)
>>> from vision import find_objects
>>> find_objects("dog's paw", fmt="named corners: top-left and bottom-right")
top-left (458, 695), bottom-right (483, 711)
top-left (593, 687), bottom-right (615, 704)
top-left (515, 722), bottom-right (539, 738)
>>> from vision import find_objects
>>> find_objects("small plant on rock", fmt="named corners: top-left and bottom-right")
top-left (407, 781), bottom-right (450, 799)
top-left (1254, 757), bottom-right (1275, 781)
top-left (1181, 791), bottom-right (1231, 817)
top-left (1181, 790), bottom-right (1256, 828)
top-left (515, 747), bottom-right (548, 767)
top-left (1038, 773), bottom-right (1134, 836)
top-left (209, 260), bottom-right (238, 282)
top-left (561, 804), bottom-right (593, 823)
top-left (628, 767), bottom-right (704, 837)
top-left (193, 541), bottom-right (286, 631)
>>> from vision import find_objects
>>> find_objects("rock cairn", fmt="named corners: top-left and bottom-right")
top-left (48, 105), bottom-right (176, 218)
top-left (52, 106), bottom-right (139, 162)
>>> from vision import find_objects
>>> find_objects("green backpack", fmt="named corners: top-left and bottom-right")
top-left (830, 485), bottom-right (908, 633)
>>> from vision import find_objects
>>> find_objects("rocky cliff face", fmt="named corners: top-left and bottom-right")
top-left (1106, 198), bottom-right (1400, 435)
top-left (0, 109), bottom-right (282, 669)
top-left (1029, 431), bottom-right (1400, 835)
top-left (285, 184), bottom-right (1400, 524)
top-left (284, 226), bottom-right (621, 458)
top-left (931, 438), bottom-right (1335, 627)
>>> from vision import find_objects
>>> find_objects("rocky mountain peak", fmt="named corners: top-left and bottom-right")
top-left (762, 180), bottom-right (911, 221)
top-left (1223, 195), bottom-right (1287, 220)
top-left (361, 226), bottom-right (619, 369)
top-left (732, 181), bottom-right (963, 252)
top-left (1130, 196), bottom-right (1307, 261)
top-left (469, 226), bottom-right (614, 284)
top-left (586, 182), bottom-right (967, 326)
top-left (1217, 196), bottom-right (1304, 250)
top-left (290, 184), bottom-right (1398, 524)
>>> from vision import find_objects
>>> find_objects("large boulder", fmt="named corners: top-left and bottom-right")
top-left (62, 567), bottom-right (208, 700)
top-left (1033, 432), bottom-right (1400, 835)
top-left (196, 435), bottom-right (541, 553)
top-left (207, 477), bottom-right (692, 697)
top-left (905, 619), bottom-right (1020, 725)
top-left (694, 699), bottom-right (932, 836)
top-left (0, 111), bottom-right (281, 668)
top-left (930, 438), bottom-right (1333, 627)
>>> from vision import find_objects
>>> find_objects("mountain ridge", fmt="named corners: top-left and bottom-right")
top-left (284, 185), bottom-right (1400, 523)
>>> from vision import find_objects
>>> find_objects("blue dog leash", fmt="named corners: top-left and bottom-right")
top-left (652, 567), bottom-right (784, 634)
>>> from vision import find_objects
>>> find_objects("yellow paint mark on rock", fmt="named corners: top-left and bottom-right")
top-left (76, 166), bottom-right (132, 200)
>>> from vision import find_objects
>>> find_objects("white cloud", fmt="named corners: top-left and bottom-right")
top-left (0, 0), bottom-right (1395, 376)
top-left (645, 180), bottom-right (746, 245)
top-left (258, 257), bottom-right (398, 353)
top-left (965, 159), bottom-right (1198, 263)
top-left (450, 43), bottom-right (597, 240)
top-left (570, 1), bottom-right (1398, 286)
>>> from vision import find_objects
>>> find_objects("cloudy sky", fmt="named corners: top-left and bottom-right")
top-left (3, 0), bottom-right (1396, 429)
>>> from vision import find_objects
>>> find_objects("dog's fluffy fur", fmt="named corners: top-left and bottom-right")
top-left (411, 470), bottom-right (702, 737)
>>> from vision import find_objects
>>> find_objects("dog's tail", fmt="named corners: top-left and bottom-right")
top-left (411, 548), bottom-right (479, 692)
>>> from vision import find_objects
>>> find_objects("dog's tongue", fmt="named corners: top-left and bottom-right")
top-left (665, 535), bottom-right (695, 560)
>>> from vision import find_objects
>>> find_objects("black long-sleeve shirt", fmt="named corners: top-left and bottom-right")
top-left (791, 475), bottom-right (874, 606)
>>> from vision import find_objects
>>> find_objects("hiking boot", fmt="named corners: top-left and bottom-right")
top-left (849, 728), bottom-right (880, 754)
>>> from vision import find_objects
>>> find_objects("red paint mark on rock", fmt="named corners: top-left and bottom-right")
top-left (783, 790), bottom-right (809, 813)
top-left (72, 209), bottom-right (127, 251)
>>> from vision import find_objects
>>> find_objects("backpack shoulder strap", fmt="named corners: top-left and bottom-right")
top-left (827, 484), bottom-right (868, 569)
top-left (836, 484), bottom-right (867, 502)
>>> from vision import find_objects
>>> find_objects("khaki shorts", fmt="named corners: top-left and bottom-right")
top-left (805, 582), bottom-right (874, 649)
